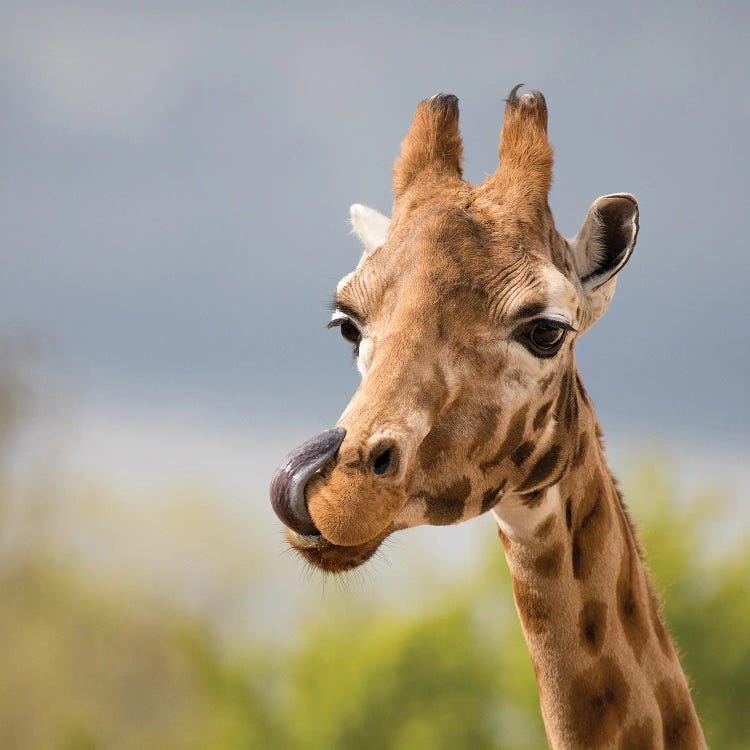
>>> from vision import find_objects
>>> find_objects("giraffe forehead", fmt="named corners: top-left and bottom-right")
top-left (337, 249), bottom-right (575, 330)
top-left (336, 201), bottom-right (578, 325)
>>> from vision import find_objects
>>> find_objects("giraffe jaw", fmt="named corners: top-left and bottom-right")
top-left (285, 527), bottom-right (389, 574)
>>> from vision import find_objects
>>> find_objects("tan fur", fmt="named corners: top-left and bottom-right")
top-left (285, 89), bottom-right (706, 748)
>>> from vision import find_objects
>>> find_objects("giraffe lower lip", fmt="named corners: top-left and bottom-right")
top-left (289, 530), bottom-right (327, 548)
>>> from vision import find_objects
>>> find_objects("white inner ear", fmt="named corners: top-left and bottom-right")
top-left (350, 203), bottom-right (390, 254)
top-left (571, 211), bottom-right (607, 278)
top-left (568, 193), bottom-right (638, 292)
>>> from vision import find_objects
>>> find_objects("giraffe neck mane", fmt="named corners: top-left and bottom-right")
top-left (494, 386), bottom-right (706, 749)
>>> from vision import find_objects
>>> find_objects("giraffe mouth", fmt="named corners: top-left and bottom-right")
top-left (271, 427), bottom-right (399, 573)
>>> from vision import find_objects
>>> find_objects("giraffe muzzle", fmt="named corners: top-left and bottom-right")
top-left (269, 427), bottom-right (346, 537)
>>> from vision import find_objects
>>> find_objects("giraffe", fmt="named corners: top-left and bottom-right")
top-left (270, 87), bottom-right (707, 749)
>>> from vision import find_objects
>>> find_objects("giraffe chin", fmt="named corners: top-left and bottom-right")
top-left (285, 527), bottom-right (389, 574)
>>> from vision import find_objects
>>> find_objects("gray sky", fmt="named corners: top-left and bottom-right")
top-left (1, 1), bottom-right (748, 451)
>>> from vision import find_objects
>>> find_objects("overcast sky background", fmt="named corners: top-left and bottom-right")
top-left (0, 2), bottom-right (748, 506)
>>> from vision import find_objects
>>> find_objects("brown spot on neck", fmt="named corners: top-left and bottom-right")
top-left (535, 514), bottom-right (557, 539)
top-left (619, 718), bottom-right (657, 750)
top-left (516, 443), bottom-right (562, 493)
top-left (571, 475), bottom-right (611, 580)
top-left (532, 399), bottom-right (553, 430)
top-left (532, 542), bottom-right (563, 578)
top-left (616, 538), bottom-right (649, 661)
top-left (512, 577), bottom-right (549, 635)
top-left (579, 599), bottom-right (608, 655)
top-left (571, 430), bottom-right (589, 469)
top-left (655, 678), bottom-right (705, 748)
top-left (554, 371), bottom-right (573, 426)
top-left (511, 440), bottom-right (535, 467)
top-left (567, 656), bottom-right (630, 748)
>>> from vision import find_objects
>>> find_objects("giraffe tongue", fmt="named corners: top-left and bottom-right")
top-left (269, 427), bottom-right (346, 537)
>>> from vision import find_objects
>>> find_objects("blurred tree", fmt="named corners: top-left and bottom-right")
top-left (0, 565), bottom-right (286, 750)
top-left (288, 605), bottom-right (499, 750)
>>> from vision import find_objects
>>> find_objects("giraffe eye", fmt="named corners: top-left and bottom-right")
top-left (339, 319), bottom-right (361, 346)
top-left (523, 320), bottom-right (571, 358)
top-left (327, 315), bottom-right (362, 353)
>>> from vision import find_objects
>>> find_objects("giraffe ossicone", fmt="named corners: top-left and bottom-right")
top-left (270, 86), bottom-right (706, 749)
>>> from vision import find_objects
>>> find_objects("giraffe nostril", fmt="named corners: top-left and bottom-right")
top-left (373, 449), bottom-right (392, 475)
top-left (370, 442), bottom-right (400, 477)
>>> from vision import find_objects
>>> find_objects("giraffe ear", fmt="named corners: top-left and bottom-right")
top-left (350, 204), bottom-right (391, 254)
top-left (569, 194), bottom-right (639, 292)
top-left (568, 193), bottom-right (639, 329)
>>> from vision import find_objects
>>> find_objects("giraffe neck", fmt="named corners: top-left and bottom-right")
top-left (495, 406), bottom-right (706, 749)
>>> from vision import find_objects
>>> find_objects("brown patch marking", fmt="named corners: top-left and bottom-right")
top-left (538, 372), bottom-right (555, 392)
top-left (554, 371), bottom-right (572, 424)
top-left (511, 577), bottom-right (549, 635)
top-left (516, 444), bottom-right (562, 493)
top-left (421, 476), bottom-right (472, 525)
top-left (572, 430), bottom-right (589, 469)
top-left (568, 657), bottom-right (630, 748)
top-left (480, 404), bottom-right (529, 471)
top-left (511, 440), bottom-right (535, 467)
top-left (467, 411), bottom-right (499, 458)
top-left (655, 679), bottom-right (703, 748)
top-left (619, 718), bottom-right (657, 750)
top-left (616, 545), bottom-right (649, 661)
top-left (532, 400), bottom-right (553, 430)
top-left (533, 542), bottom-right (563, 578)
top-left (579, 599), bottom-right (607, 655)
top-left (564, 380), bottom-right (580, 429)
top-left (571, 476), bottom-right (611, 580)
top-left (418, 423), bottom-right (451, 470)
top-left (535, 514), bottom-right (556, 539)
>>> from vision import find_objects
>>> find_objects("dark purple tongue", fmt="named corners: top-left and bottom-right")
top-left (269, 427), bottom-right (346, 536)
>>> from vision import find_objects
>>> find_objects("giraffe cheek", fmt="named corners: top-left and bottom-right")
top-left (306, 470), bottom-right (406, 547)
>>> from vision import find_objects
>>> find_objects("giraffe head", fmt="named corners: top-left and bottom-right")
top-left (270, 87), bottom-right (638, 572)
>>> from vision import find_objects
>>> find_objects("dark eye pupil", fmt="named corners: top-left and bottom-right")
top-left (340, 319), bottom-right (361, 344)
top-left (530, 323), bottom-right (563, 349)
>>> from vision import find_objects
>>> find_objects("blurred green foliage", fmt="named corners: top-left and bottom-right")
top-left (1, 458), bottom-right (748, 750)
